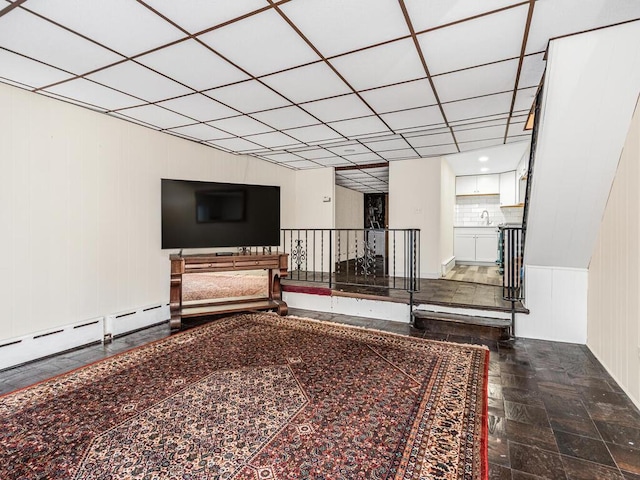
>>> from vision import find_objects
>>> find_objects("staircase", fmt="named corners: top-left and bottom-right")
top-left (412, 309), bottom-right (511, 342)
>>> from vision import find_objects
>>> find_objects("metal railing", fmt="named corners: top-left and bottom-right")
top-left (280, 228), bottom-right (420, 293)
top-left (501, 226), bottom-right (524, 301)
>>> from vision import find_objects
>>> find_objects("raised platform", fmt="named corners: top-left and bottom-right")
top-left (412, 310), bottom-right (511, 341)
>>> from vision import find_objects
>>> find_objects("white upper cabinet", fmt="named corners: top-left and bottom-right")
top-left (455, 176), bottom-right (478, 195)
top-left (499, 170), bottom-right (517, 206)
top-left (455, 174), bottom-right (499, 195)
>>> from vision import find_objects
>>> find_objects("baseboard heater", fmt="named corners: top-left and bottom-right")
top-left (0, 317), bottom-right (104, 371)
top-left (104, 303), bottom-right (170, 339)
top-left (0, 303), bottom-right (170, 371)
top-left (442, 256), bottom-right (456, 276)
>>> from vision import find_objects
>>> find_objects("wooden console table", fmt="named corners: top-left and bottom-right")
top-left (169, 252), bottom-right (289, 331)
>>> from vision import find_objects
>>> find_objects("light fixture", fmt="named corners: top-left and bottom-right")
top-left (480, 167), bottom-right (489, 172)
top-left (478, 156), bottom-right (489, 162)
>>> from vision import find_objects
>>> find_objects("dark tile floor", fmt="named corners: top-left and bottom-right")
top-left (1, 309), bottom-right (639, 480)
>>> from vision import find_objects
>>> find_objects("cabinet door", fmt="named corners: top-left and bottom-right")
top-left (500, 171), bottom-right (516, 206)
top-left (476, 174), bottom-right (500, 194)
top-left (456, 176), bottom-right (477, 195)
top-left (475, 233), bottom-right (498, 263)
top-left (454, 234), bottom-right (476, 262)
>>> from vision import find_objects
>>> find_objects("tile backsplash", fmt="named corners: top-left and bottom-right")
top-left (455, 195), bottom-right (523, 226)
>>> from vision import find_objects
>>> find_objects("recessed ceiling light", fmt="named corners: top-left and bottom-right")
top-left (478, 156), bottom-right (489, 162)
top-left (480, 167), bottom-right (489, 172)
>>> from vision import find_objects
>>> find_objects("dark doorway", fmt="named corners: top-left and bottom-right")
top-left (364, 193), bottom-right (387, 229)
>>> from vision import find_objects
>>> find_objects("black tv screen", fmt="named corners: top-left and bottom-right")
top-left (161, 179), bottom-right (280, 249)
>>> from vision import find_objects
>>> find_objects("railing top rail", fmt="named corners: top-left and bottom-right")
top-left (281, 228), bottom-right (421, 232)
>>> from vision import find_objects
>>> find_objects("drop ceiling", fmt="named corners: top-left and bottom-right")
top-left (1, 0), bottom-right (638, 193)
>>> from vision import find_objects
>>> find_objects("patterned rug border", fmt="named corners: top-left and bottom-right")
top-left (282, 313), bottom-right (491, 352)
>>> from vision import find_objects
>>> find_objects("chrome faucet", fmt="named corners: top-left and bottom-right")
top-left (480, 210), bottom-right (491, 225)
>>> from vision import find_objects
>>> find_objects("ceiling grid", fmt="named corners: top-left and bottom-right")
top-left (0, 0), bottom-right (638, 191)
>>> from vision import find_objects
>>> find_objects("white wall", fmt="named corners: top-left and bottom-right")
top-left (291, 168), bottom-right (335, 229)
top-left (0, 83), bottom-right (297, 342)
top-left (335, 185), bottom-right (364, 229)
top-left (519, 22), bottom-right (640, 346)
top-left (525, 21), bottom-right (640, 269)
top-left (587, 96), bottom-right (640, 409)
top-left (518, 266), bottom-right (588, 344)
top-left (389, 157), bottom-right (449, 278)
top-left (439, 159), bottom-right (455, 268)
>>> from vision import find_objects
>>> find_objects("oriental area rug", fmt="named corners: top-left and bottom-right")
top-left (0, 312), bottom-right (489, 480)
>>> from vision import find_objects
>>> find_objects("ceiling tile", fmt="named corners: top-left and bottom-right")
top-left (396, 125), bottom-right (453, 136)
top-left (405, 132), bottom-right (455, 148)
top-left (360, 79), bottom-right (435, 114)
top-left (415, 144), bottom-right (459, 157)
top-left (313, 157), bottom-right (353, 167)
top-left (325, 143), bottom-right (370, 156)
top-left (328, 116), bottom-right (391, 138)
top-left (280, 0), bottom-right (410, 57)
top-left (344, 152), bottom-right (384, 164)
top-left (115, 104), bottom-right (193, 129)
top-left (449, 116), bottom-right (510, 129)
top-left (405, 0), bottom-right (525, 32)
top-left (453, 124), bottom-right (507, 143)
top-left (25, 0), bottom-right (185, 57)
top-left (458, 138), bottom-right (505, 152)
top-left (260, 62), bottom-right (351, 103)
top-left (284, 124), bottom-right (342, 143)
top-left (506, 135), bottom-right (531, 144)
top-left (0, 9), bottom-right (123, 74)
top-left (208, 137), bottom-right (264, 152)
top-left (208, 115), bottom-right (273, 136)
top-left (418, 5), bottom-right (529, 75)
top-left (87, 61), bottom-right (192, 102)
top-left (0, 49), bottom-right (73, 88)
top-left (526, 0), bottom-right (640, 54)
top-left (244, 131), bottom-right (300, 148)
top-left (144, 0), bottom-right (267, 34)
top-left (363, 137), bottom-right (412, 152)
top-left (157, 94), bottom-right (238, 122)
top-left (288, 148), bottom-right (335, 160)
top-left (379, 149), bottom-right (419, 160)
top-left (301, 94), bottom-right (373, 123)
top-left (514, 87), bottom-right (538, 113)
top-left (199, 9), bottom-right (319, 77)
top-left (433, 59), bottom-right (518, 103)
top-left (330, 39), bottom-right (426, 91)
top-left (137, 40), bottom-right (249, 91)
top-left (442, 92), bottom-right (512, 122)
top-left (204, 80), bottom-right (291, 113)
top-left (167, 123), bottom-right (231, 141)
top-left (257, 152), bottom-right (304, 163)
top-left (507, 121), bottom-right (528, 137)
top-left (518, 52), bottom-right (546, 89)
top-left (282, 159), bottom-right (321, 169)
top-left (380, 105), bottom-right (444, 130)
top-left (251, 106), bottom-right (319, 130)
top-left (43, 78), bottom-right (142, 111)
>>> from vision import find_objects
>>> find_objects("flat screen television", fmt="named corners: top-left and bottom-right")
top-left (161, 179), bottom-right (280, 249)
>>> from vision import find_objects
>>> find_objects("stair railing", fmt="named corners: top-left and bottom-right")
top-left (280, 228), bottom-right (420, 295)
